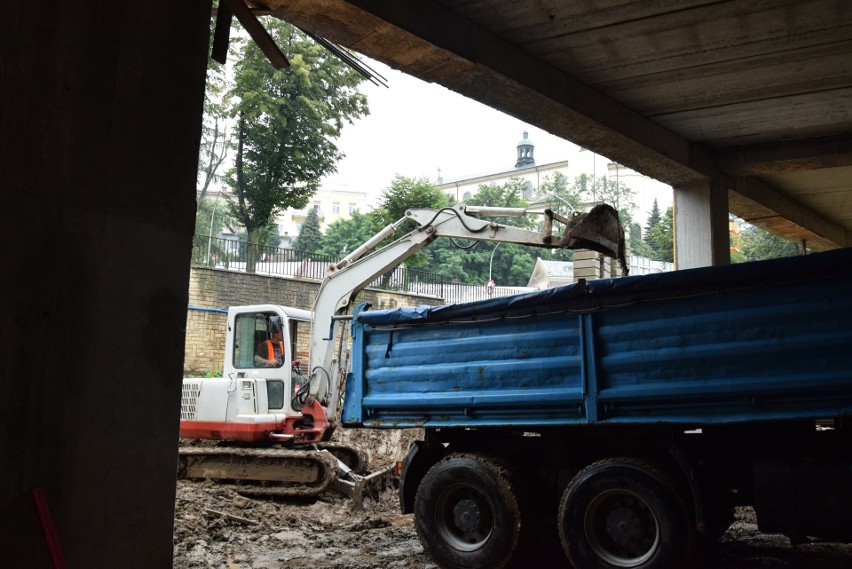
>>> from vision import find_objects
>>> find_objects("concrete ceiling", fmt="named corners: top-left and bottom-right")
top-left (264, 0), bottom-right (852, 251)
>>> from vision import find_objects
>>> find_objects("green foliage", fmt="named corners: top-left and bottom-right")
top-left (539, 171), bottom-right (583, 262)
top-left (223, 19), bottom-right (368, 270)
top-left (633, 200), bottom-right (674, 263)
top-left (541, 171), bottom-right (583, 219)
top-left (583, 173), bottom-right (638, 229)
top-left (197, 13), bottom-right (232, 201)
top-left (317, 211), bottom-right (382, 258)
top-left (374, 175), bottom-right (453, 228)
top-left (194, 197), bottom-right (233, 237)
top-left (731, 218), bottom-right (803, 263)
top-left (294, 207), bottom-right (323, 254)
top-left (234, 218), bottom-right (281, 248)
top-left (644, 199), bottom-right (663, 253)
top-left (645, 206), bottom-right (674, 263)
top-left (419, 178), bottom-right (539, 286)
top-left (373, 176), bottom-right (453, 267)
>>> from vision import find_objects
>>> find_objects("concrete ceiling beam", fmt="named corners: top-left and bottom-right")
top-left (729, 176), bottom-right (852, 250)
top-left (717, 134), bottom-right (852, 175)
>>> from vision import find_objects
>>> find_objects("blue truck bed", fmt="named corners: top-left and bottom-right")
top-left (342, 248), bottom-right (852, 429)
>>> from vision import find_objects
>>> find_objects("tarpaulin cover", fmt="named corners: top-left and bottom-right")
top-left (355, 247), bottom-right (852, 326)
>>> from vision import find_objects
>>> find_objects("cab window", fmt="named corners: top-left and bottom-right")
top-left (233, 312), bottom-right (281, 369)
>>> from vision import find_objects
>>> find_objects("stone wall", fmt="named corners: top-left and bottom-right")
top-left (184, 267), bottom-right (444, 375)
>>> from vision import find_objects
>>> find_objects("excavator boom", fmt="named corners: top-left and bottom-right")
top-left (307, 204), bottom-right (626, 417)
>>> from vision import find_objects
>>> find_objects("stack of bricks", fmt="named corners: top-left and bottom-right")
top-left (573, 249), bottom-right (624, 282)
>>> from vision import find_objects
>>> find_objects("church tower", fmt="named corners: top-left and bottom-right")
top-left (515, 131), bottom-right (535, 168)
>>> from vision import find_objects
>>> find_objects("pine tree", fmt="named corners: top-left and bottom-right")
top-left (644, 199), bottom-right (662, 253)
top-left (295, 208), bottom-right (323, 255)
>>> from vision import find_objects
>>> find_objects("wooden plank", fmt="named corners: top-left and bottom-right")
top-left (223, 0), bottom-right (289, 69)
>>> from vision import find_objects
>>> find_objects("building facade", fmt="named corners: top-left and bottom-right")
top-left (275, 187), bottom-right (369, 246)
top-left (437, 131), bottom-right (571, 205)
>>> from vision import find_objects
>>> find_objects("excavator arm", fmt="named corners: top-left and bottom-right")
top-left (307, 204), bottom-right (626, 419)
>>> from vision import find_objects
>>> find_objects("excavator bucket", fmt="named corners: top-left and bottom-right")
top-left (544, 204), bottom-right (628, 275)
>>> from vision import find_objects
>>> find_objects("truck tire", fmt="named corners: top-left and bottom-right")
top-left (414, 453), bottom-right (522, 569)
top-left (558, 457), bottom-right (693, 569)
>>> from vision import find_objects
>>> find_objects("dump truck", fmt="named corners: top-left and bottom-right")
top-left (341, 247), bottom-right (852, 568)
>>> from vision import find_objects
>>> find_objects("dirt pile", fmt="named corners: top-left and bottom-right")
top-left (173, 429), bottom-right (852, 569)
top-left (173, 479), bottom-right (436, 569)
top-left (174, 428), bottom-right (435, 569)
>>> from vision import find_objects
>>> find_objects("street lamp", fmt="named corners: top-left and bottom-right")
top-left (487, 243), bottom-right (500, 295)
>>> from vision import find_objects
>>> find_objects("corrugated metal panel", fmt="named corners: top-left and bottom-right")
top-left (343, 249), bottom-right (852, 429)
top-left (344, 313), bottom-right (586, 426)
top-left (594, 279), bottom-right (852, 423)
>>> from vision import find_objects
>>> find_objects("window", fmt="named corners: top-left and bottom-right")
top-left (348, 203), bottom-right (357, 214)
top-left (267, 380), bottom-right (285, 409)
top-left (463, 192), bottom-right (472, 201)
top-left (332, 202), bottom-right (340, 214)
top-left (233, 312), bottom-right (283, 369)
top-left (313, 202), bottom-right (320, 211)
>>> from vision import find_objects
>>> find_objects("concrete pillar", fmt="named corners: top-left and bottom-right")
top-left (673, 178), bottom-right (731, 269)
top-left (0, 1), bottom-right (209, 566)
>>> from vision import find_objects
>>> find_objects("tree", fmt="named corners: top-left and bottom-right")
top-left (193, 197), bottom-right (235, 266)
top-left (584, 173), bottom-right (638, 229)
top-left (643, 199), bottom-right (663, 254)
top-left (194, 196), bottom-right (233, 237)
top-left (422, 179), bottom-right (539, 287)
top-left (317, 211), bottom-right (382, 258)
top-left (224, 19), bottom-right (369, 271)
top-left (197, 15), bottom-right (231, 202)
top-left (541, 171), bottom-right (583, 220)
top-left (373, 175), bottom-right (453, 268)
top-left (373, 175), bottom-right (453, 229)
top-left (294, 207), bottom-right (323, 254)
top-left (732, 219), bottom-right (803, 263)
top-left (539, 171), bottom-right (583, 262)
top-left (645, 206), bottom-right (674, 263)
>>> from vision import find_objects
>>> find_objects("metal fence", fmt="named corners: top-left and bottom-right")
top-left (191, 235), bottom-right (673, 303)
top-left (191, 234), bottom-right (460, 297)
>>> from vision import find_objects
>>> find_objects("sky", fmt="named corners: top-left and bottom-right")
top-left (320, 58), bottom-right (673, 219)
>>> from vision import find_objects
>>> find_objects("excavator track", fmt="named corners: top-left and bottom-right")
top-left (178, 446), bottom-right (340, 498)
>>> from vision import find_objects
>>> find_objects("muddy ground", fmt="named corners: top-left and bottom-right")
top-left (174, 430), bottom-right (852, 569)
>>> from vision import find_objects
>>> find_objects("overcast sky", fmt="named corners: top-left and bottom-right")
top-left (321, 59), bottom-right (673, 219)
top-left (323, 60), bottom-right (585, 198)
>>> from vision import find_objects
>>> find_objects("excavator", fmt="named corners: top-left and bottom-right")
top-left (178, 203), bottom-right (626, 501)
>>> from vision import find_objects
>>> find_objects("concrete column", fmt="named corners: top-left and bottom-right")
top-left (673, 178), bottom-right (731, 269)
top-left (0, 1), bottom-right (210, 566)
